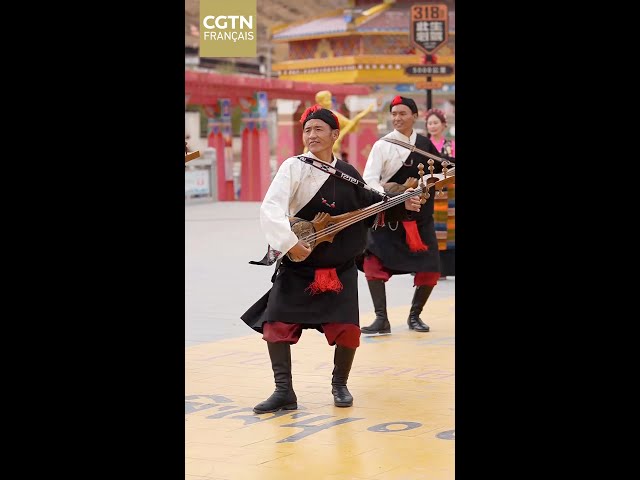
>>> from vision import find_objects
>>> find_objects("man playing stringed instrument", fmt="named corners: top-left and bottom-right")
top-left (360, 96), bottom-right (447, 335)
top-left (241, 105), bottom-right (422, 413)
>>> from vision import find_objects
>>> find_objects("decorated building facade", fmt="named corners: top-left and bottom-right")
top-left (269, 0), bottom-right (455, 170)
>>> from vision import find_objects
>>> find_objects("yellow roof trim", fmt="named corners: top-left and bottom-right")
top-left (276, 69), bottom-right (455, 85)
top-left (273, 54), bottom-right (455, 71)
top-left (354, 2), bottom-right (392, 27)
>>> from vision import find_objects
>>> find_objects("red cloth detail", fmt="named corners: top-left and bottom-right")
top-left (402, 220), bottom-right (428, 252)
top-left (363, 254), bottom-right (391, 281)
top-left (262, 322), bottom-right (303, 344)
top-left (306, 268), bottom-right (343, 295)
top-left (414, 271), bottom-right (440, 287)
top-left (299, 104), bottom-right (322, 124)
top-left (376, 211), bottom-right (385, 227)
top-left (322, 323), bottom-right (361, 349)
top-left (391, 95), bottom-right (403, 106)
top-left (299, 104), bottom-right (340, 130)
top-left (263, 322), bottom-right (360, 349)
top-left (364, 253), bottom-right (438, 285)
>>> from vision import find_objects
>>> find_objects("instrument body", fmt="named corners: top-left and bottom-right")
top-left (289, 210), bottom-right (364, 252)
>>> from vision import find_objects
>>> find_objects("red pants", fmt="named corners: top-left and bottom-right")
top-left (363, 254), bottom-right (439, 287)
top-left (263, 322), bottom-right (361, 349)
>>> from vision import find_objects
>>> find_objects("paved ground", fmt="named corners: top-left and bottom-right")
top-left (185, 201), bottom-right (455, 479)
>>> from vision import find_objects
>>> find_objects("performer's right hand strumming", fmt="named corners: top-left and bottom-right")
top-left (287, 240), bottom-right (311, 262)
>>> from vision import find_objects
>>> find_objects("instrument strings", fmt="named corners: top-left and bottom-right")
top-left (300, 173), bottom-right (455, 245)
top-left (300, 189), bottom-right (419, 244)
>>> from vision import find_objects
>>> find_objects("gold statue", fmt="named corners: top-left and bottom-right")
top-left (311, 90), bottom-right (375, 156)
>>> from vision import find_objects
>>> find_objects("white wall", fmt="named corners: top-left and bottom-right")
top-left (185, 111), bottom-right (208, 153)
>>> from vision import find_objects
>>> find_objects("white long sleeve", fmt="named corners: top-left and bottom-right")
top-left (363, 129), bottom-right (417, 192)
top-left (362, 141), bottom-right (386, 193)
top-left (259, 153), bottom-right (335, 253)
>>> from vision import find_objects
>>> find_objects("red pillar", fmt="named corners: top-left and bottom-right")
top-left (258, 121), bottom-right (271, 196)
top-left (208, 124), bottom-right (227, 201)
top-left (207, 102), bottom-right (235, 201)
top-left (240, 119), bottom-right (270, 201)
top-left (240, 123), bottom-right (254, 201)
top-left (347, 117), bottom-right (379, 175)
top-left (219, 99), bottom-right (235, 200)
top-left (240, 92), bottom-right (271, 201)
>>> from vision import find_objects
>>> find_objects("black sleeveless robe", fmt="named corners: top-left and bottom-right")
top-left (365, 134), bottom-right (444, 274)
top-left (241, 160), bottom-right (407, 333)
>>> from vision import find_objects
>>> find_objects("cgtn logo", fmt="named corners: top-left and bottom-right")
top-left (202, 15), bottom-right (255, 42)
top-left (199, 0), bottom-right (256, 57)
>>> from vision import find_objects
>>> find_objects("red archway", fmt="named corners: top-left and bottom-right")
top-left (185, 70), bottom-right (372, 201)
top-left (185, 70), bottom-right (370, 105)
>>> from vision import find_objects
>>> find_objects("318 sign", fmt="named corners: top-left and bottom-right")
top-left (410, 3), bottom-right (449, 55)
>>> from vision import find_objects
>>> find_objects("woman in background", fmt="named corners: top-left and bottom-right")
top-left (425, 108), bottom-right (455, 279)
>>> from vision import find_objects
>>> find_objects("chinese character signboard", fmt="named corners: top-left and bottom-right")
top-left (410, 3), bottom-right (449, 55)
top-left (405, 65), bottom-right (454, 76)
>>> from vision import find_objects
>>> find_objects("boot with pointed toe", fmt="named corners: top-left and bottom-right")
top-left (331, 345), bottom-right (356, 407)
top-left (360, 280), bottom-right (391, 335)
top-left (253, 342), bottom-right (298, 413)
top-left (407, 285), bottom-right (433, 332)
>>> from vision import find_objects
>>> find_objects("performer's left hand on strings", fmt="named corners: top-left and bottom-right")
top-left (404, 189), bottom-right (422, 212)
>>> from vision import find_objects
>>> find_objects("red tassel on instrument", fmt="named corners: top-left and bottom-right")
top-left (376, 211), bottom-right (385, 227)
top-left (306, 268), bottom-right (343, 295)
top-left (402, 220), bottom-right (428, 252)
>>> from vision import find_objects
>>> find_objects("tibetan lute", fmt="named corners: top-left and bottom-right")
top-left (287, 165), bottom-right (454, 261)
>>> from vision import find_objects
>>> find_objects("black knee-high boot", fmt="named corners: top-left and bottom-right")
top-left (331, 345), bottom-right (356, 407)
top-left (407, 285), bottom-right (434, 332)
top-left (360, 279), bottom-right (391, 334)
top-left (253, 342), bottom-right (298, 414)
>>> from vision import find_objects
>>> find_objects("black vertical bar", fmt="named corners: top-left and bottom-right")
top-left (426, 54), bottom-right (433, 111)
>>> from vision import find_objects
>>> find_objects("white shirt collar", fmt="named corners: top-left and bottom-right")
top-left (389, 129), bottom-right (417, 145)
top-left (300, 150), bottom-right (338, 167)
